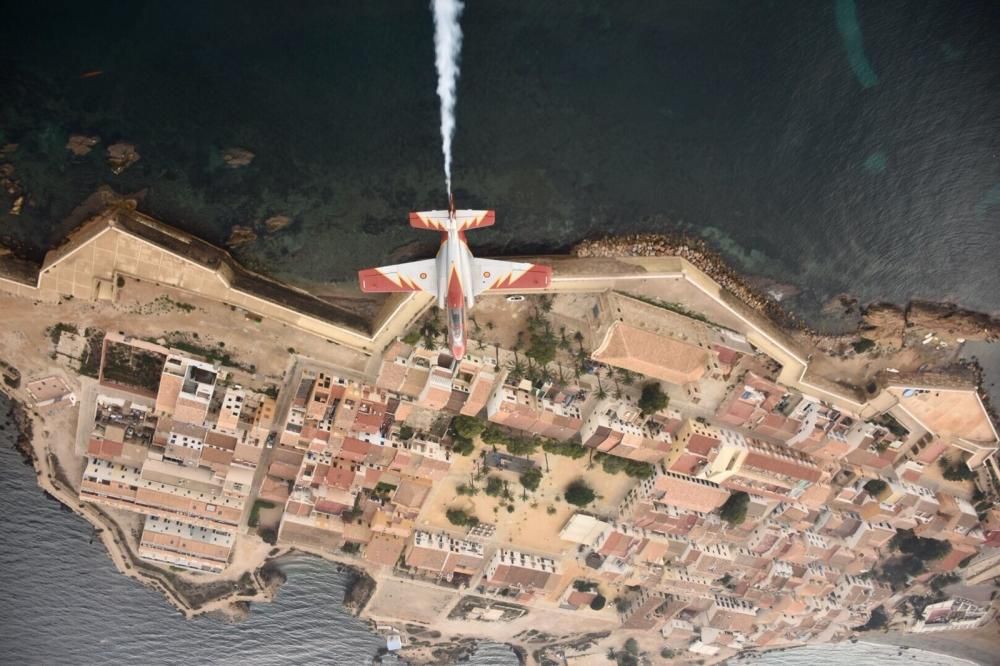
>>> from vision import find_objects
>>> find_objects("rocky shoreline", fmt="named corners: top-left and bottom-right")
top-left (573, 233), bottom-right (1000, 347)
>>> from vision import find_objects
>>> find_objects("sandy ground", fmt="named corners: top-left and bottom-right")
top-left (416, 441), bottom-right (638, 561)
top-left (366, 578), bottom-right (458, 624)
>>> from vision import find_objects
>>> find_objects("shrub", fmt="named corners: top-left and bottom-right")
top-left (589, 594), bottom-right (607, 611)
top-left (341, 542), bottom-right (361, 554)
top-left (520, 467), bottom-right (543, 492)
top-left (638, 381), bottom-right (668, 415)
top-left (456, 483), bottom-right (478, 496)
top-left (248, 499), bottom-right (276, 527)
top-left (565, 480), bottom-right (596, 507)
top-left (719, 491), bottom-right (749, 525)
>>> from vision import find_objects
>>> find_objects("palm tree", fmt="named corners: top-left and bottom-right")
top-left (596, 375), bottom-right (608, 400)
top-left (508, 358), bottom-right (527, 382)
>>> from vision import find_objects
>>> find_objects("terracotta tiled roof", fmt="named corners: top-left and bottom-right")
top-left (364, 533), bottom-right (406, 567)
top-left (593, 323), bottom-right (708, 385)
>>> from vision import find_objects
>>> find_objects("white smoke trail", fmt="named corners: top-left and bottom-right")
top-left (431, 0), bottom-right (464, 197)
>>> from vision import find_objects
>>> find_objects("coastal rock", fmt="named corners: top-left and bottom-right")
top-left (906, 301), bottom-right (1000, 343)
top-left (343, 569), bottom-right (376, 614)
top-left (860, 303), bottom-right (906, 350)
top-left (106, 142), bottom-right (140, 175)
top-left (226, 225), bottom-right (258, 248)
top-left (261, 215), bottom-right (291, 234)
top-left (66, 135), bottom-right (100, 156)
top-left (0, 144), bottom-right (16, 157)
top-left (222, 147), bottom-right (255, 168)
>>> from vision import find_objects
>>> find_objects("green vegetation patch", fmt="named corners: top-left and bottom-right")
top-left (47, 322), bottom-right (78, 345)
top-left (248, 499), bottom-right (276, 527)
top-left (446, 508), bottom-right (479, 527)
top-left (719, 491), bottom-right (749, 525)
top-left (519, 467), bottom-right (543, 492)
top-left (101, 340), bottom-right (167, 393)
top-left (565, 480), bottom-right (596, 507)
top-left (596, 453), bottom-right (654, 479)
top-left (638, 381), bottom-right (668, 416)
top-left (164, 333), bottom-right (256, 373)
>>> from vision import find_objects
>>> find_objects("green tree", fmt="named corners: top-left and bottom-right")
top-left (542, 438), bottom-right (588, 459)
top-left (507, 436), bottom-right (540, 456)
top-left (452, 415), bottom-right (486, 440)
top-left (719, 491), bottom-right (749, 525)
top-left (446, 508), bottom-right (479, 527)
top-left (451, 436), bottom-right (475, 456)
top-left (891, 529), bottom-right (952, 561)
top-left (637, 381), bottom-right (668, 416)
top-left (520, 467), bottom-right (543, 492)
top-left (938, 458), bottom-right (976, 481)
top-left (863, 478), bottom-right (888, 496)
top-left (525, 327), bottom-right (558, 367)
top-left (565, 480), bottom-right (596, 507)
top-left (398, 425), bottom-right (415, 441)
top-left (485, 476), bottom-right (505, 497)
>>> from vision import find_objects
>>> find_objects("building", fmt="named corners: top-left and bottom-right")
top-left (592, 322), bottom-right (709, 386)
top-left (404, 530), bottom-right (485, 578)
top-left (485, 372), bottom-right (584, 440)
top-left (484, 549), bottom-right (560, 593)
top-left (580, 397), bottom-right (673, 462)
top-left (911, 597), bottom-right (993, 633)
top-left (155, 354), bottom-right (218, 423)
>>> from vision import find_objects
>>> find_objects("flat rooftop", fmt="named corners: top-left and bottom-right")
top-left (888, 386), bottom-right (997, 444)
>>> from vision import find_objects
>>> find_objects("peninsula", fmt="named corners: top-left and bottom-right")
top-left (2, 204), bottom-right (999, 664)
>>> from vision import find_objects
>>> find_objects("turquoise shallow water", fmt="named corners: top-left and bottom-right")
top-left (0, 1), bottom-right (998, 329)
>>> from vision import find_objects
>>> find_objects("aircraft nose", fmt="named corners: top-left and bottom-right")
top-left (452, 342), bottom-right (466, 359)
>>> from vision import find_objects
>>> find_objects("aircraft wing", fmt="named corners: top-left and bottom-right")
top-left (471, 258), bottom-right (552, 296)
top-left (358, 259), bottom-right (438, 293)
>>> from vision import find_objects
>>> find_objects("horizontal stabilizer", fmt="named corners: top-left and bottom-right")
top-left (409, 210), bottom-right (495, 232)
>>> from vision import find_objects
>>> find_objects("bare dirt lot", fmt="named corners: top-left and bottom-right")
top-left (366, 577), bottom-right (458, 624)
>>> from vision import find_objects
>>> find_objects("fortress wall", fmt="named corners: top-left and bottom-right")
top-left (2, 215), bottom-right (380, 352)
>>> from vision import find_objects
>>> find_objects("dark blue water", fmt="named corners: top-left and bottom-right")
top-left (0, 1), bottom-right (997, 327)
top-left (0, 394), bottom-right (517, 665)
